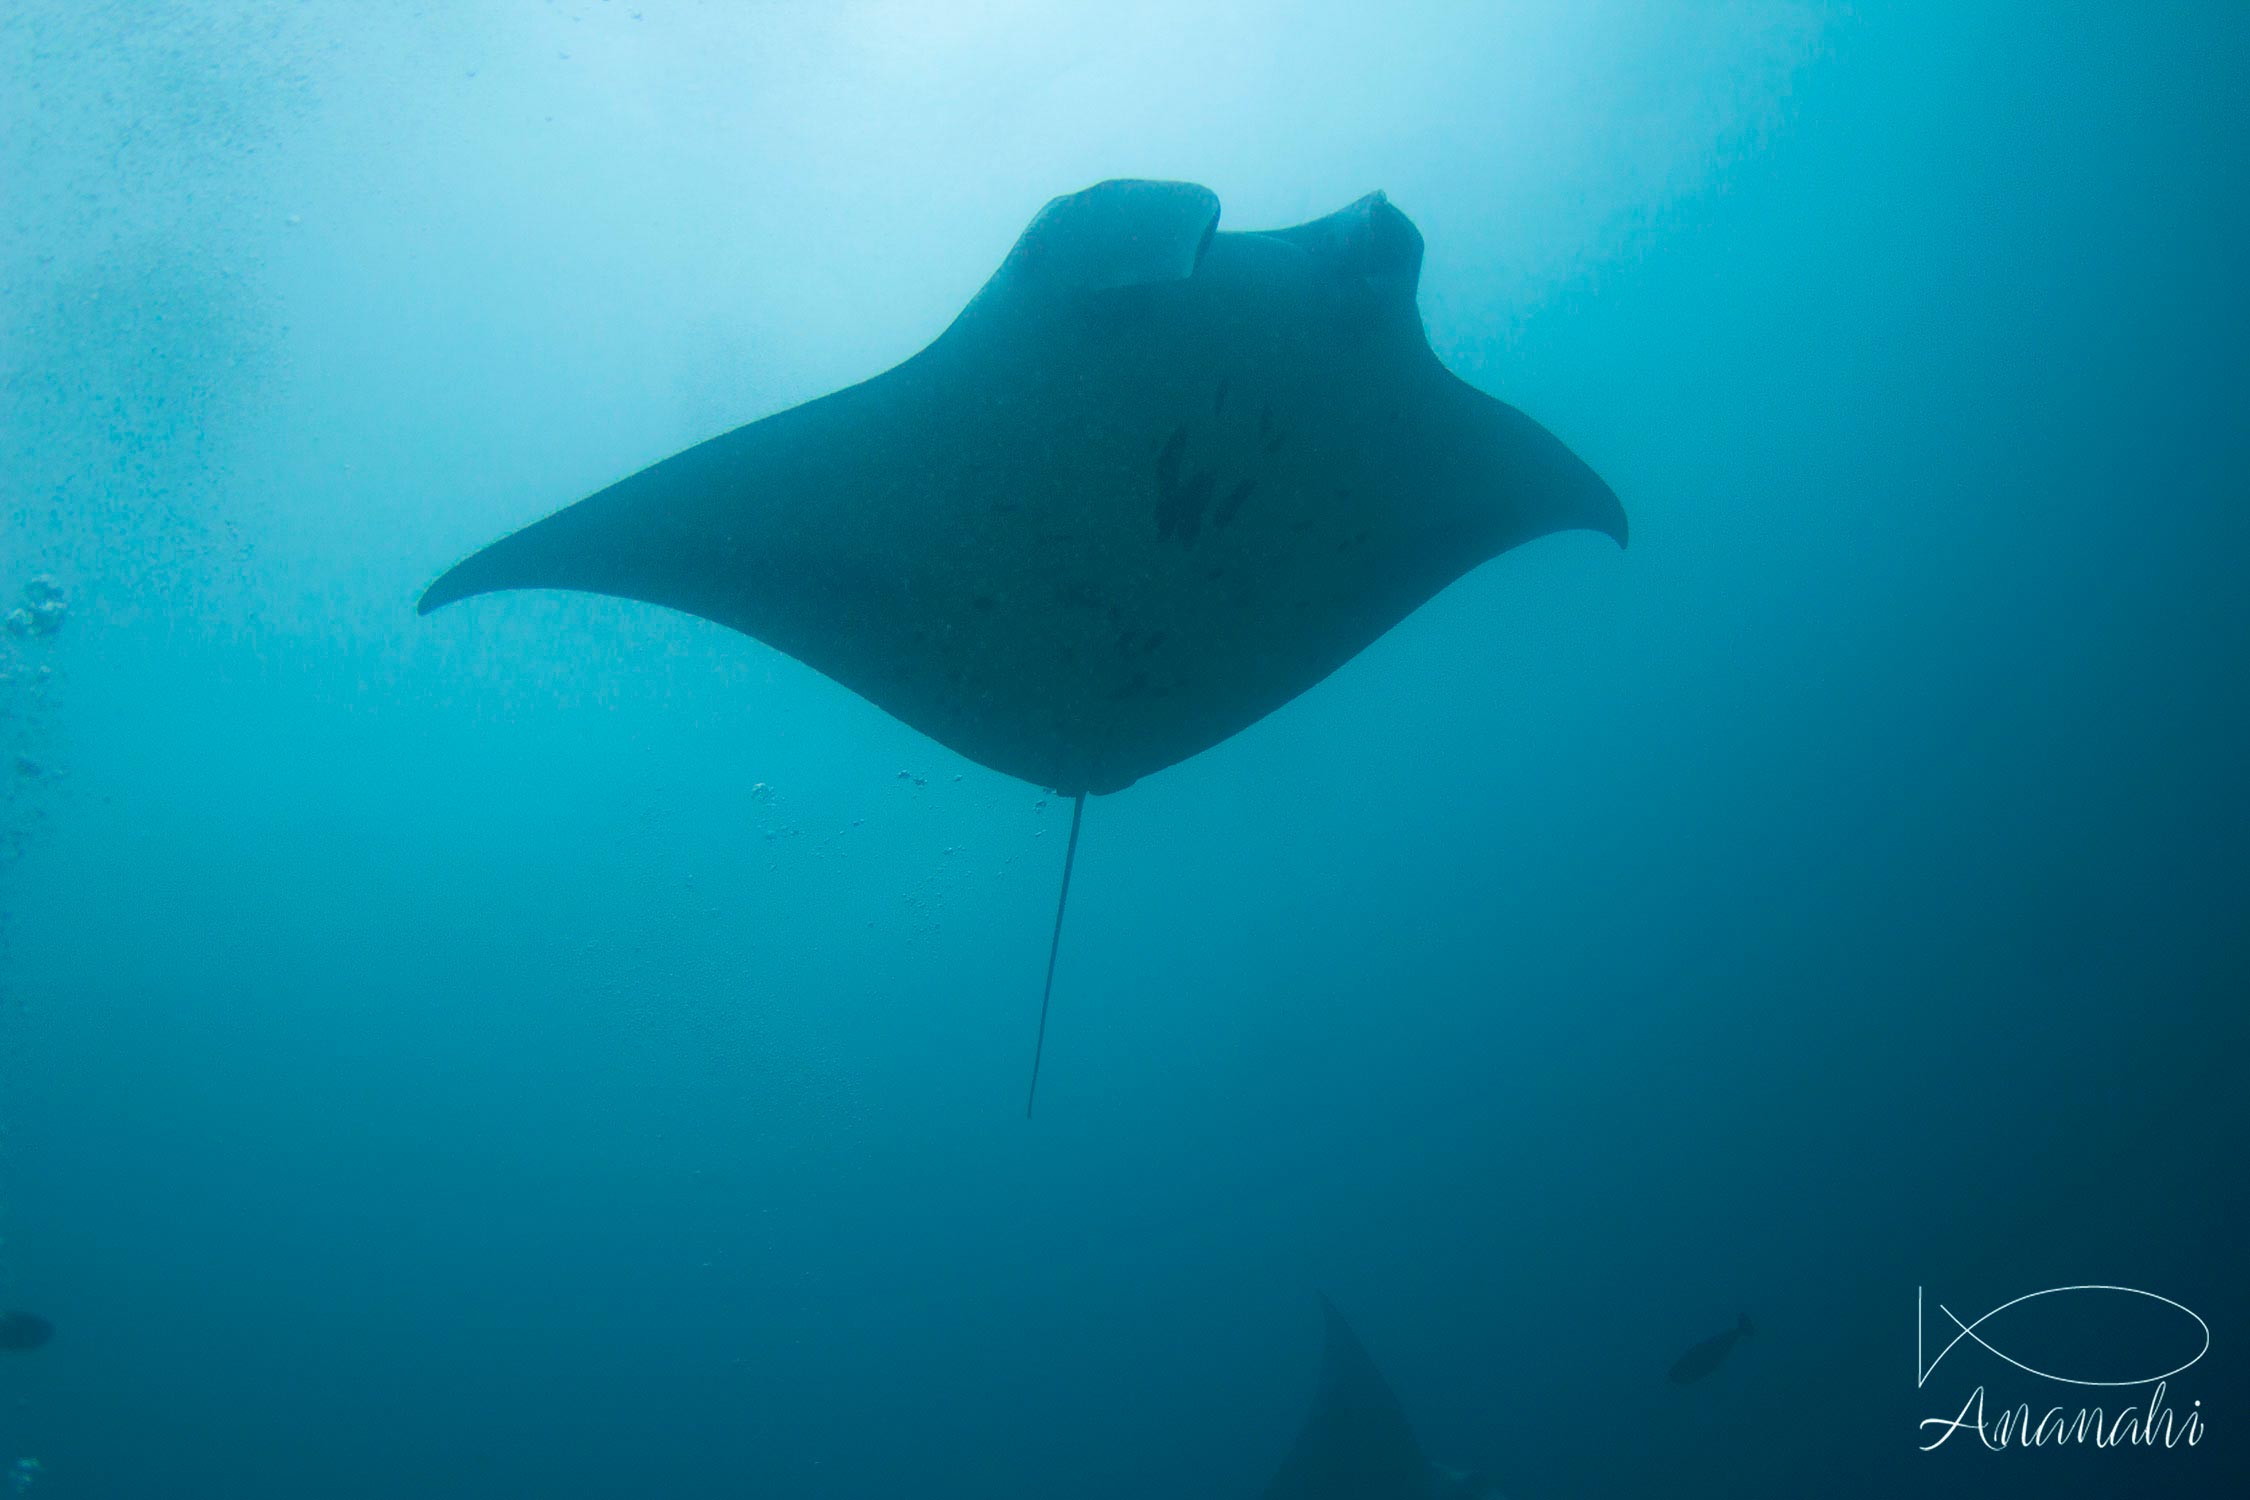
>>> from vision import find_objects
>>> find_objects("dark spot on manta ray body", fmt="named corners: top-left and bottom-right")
top-left (1215, 476), bottom-right (1258, 528)
top-left (972, 595), bottom-right (995, 611)
top-left (1140, 630), bottom-right (1166, 653)
top-left (1112, 672), bottom-right (1150, 700)
top-left (1156, 458), bottom-right (1216, 545)
top-left (1181, 472), bottom-right (1215, 542)
top-left (1213, 377), bottom-right (1230, 416)
top-left (1156, 426), bottom-right (1187, 485)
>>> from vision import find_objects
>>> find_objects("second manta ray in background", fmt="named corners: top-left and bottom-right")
top-left (421, 179), bottom-right (1626, 1112)
top-left (1261, 1296), bottom-right (1505, 1500)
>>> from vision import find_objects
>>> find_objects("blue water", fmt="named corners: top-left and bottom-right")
top-left (3, 4), bottom-right (2244, 1497)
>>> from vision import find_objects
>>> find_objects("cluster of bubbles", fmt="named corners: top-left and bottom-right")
top-left (747, 780), bottom-right (800, 844)
top-left (3, 575), bottom-right (68, 836)
top-left (732, 768), bottom-right (1060, 941)
top-left (0, 579), bottom-right (66, 642)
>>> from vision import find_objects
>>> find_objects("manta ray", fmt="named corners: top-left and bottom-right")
top-left (1261, 1296), bottom-right (1504, 1500)
top-left (421, 179), bottom-right (1624, 1111)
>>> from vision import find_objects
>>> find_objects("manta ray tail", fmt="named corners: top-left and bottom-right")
top-left (1025, 792), bottom-right (1087, 1118)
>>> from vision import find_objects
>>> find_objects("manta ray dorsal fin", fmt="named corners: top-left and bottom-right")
top-left (1260, 190), bottom-right (1426, 298)
top-left (1260, 1296), bottom-right (1437, 1500)
top-left (1000, 178), bottom-right (1221, 293)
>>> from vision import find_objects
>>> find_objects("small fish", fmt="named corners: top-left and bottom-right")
top-left (1668, 1312), bottom-right (1754, 1384)
top-left (0, 1310), bottom-right (54, 1352)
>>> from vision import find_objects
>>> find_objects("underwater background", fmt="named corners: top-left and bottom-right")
top-left (3, 3), bottom-right (2244, 1496)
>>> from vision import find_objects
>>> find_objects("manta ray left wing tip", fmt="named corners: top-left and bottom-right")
top-left (415, 500), bottom-right (609, 617)
top-left (418, 540), bottom-right (511, 616)
top-left (417, 561), bottom-right (489, 616)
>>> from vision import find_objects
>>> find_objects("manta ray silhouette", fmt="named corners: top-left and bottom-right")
top-left (421, 179), bottom-right (1624, 1112)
